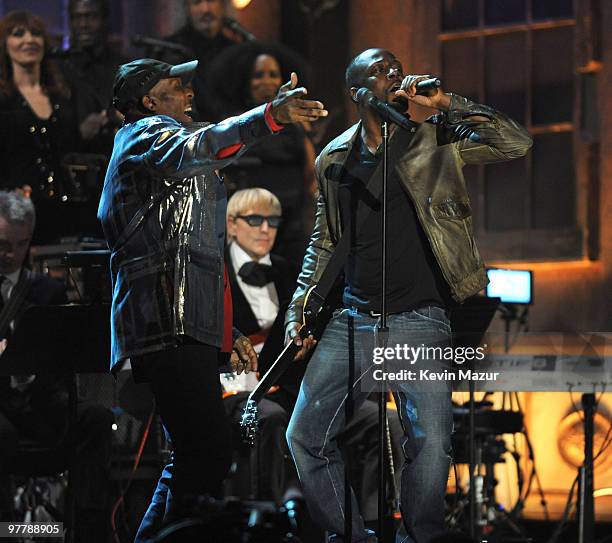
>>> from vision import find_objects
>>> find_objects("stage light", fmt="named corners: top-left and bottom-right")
top-left (486, 268), bottom-right (533, 305)
top-left (111, 423), bottom-right (118, 431)
top-left (233, 0), bottom-right (252, 8)
top-left (594, 488), bottom-right (612, 498)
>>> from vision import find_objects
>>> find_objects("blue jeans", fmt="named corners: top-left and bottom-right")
top-left (286, 307), bottom-right (453, 543)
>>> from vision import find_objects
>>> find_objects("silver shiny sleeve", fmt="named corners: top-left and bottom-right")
top-left (141, 103), bottom-right (274, 178)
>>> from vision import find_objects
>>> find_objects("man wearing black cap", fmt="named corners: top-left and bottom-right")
top-left (98, 58), bottom-right (326, 540)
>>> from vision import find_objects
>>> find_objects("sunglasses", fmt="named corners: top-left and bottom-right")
top-left (236, 214), bottom-right (282, 228)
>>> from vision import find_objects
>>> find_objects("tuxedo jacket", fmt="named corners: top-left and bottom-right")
top-left (226, 248), bottom-right (296, 337)
top-left (0, 270), bottom-right (68, 417)
top-left (226, 248), bottom-right (305, 408)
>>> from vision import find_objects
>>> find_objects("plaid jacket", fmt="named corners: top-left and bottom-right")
top-left (98, 104), bottom-right (277, 371)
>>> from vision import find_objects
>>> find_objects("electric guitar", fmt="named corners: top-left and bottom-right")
top-left (240, 282), bottom-right (341, 445)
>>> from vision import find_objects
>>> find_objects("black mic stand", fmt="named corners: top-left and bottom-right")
top-left (222, 16), bottom-right (256, 42)
top-left (578, 392), bottom-right (595, 543)
top-left (377, 120), bottom-right (390, 542)
top-left (351, 95), bottom-right (419, 541)
top-left (468, 376), bottom-right (478, 542)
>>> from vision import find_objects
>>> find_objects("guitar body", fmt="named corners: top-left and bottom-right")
top-left (240, 281), bottom-right (342, 445)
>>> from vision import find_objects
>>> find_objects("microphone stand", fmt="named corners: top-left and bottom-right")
top-left (357, 96), bottom-right (419, 540)
top-left (468, 378), bottom-right (478, 542)
top-left (377, 120), bottom-right (390, 542)
top-left (578, 392), bottom-right (595, 543)
top-left (222, 16), bottom-right (256, 42)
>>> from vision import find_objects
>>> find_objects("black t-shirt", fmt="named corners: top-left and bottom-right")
top-left (338, 135), bottom-right (451, 313)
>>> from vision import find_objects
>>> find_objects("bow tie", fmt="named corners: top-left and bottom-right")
top-left (238, 261), bottom-right (277, 287)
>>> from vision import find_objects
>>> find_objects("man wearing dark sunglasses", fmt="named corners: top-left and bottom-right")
top-left (235, 214), bottom-right (282, 229)
top-left (226, 189), bottom-right (290, 348)
top-left (223, 188), bottom-right (300, 503)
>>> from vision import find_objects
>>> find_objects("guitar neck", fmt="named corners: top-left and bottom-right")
top-left (244, 283), bottom-right (332, 408)
top-left (247, 339), bottom-right (301, 404)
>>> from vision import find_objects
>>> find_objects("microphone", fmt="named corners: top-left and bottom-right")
top-left (355, 88), bottom-right (414, 130)
top-left (415, 77), bottom-right (441, 95)
top-left (131, 35), bottom-right (194, 57)
top-left (222, 16), bottom-right (256, 42)
top-left (47, 46), bottom-right (83, 58)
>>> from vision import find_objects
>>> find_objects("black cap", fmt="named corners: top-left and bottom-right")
top-left (112, 58), bottom-right (198, 114)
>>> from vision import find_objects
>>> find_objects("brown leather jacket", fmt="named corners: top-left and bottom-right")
top-left (285, 94), bottom-right (533, 326)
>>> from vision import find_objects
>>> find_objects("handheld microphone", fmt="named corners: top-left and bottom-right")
top-left (415, 77), bottom-right (441, 95)
top-left (355, 88), bottom-right (414, 130)
top-left (222, 16), bottom-right (256, 42)
top-left (131, 35), bottom-right (194, 57)
top-left (48, 46), bottom-right (83, 58)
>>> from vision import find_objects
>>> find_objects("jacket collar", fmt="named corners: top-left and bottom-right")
top-left (326, 122), bottom-right (361, 156)
top-left (324, 116), bottom-right (422, 157)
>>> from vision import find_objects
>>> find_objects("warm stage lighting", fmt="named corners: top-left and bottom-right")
top-left (233, 0), bottom-right (252, 8)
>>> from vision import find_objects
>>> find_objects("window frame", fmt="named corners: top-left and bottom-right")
top-left (438, 1), bottom-right (587, 262)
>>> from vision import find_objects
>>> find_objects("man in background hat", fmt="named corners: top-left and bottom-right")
top-left (98, 58), bottom-right (327, 539)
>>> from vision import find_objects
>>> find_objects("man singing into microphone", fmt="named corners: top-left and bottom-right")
top-left (285, 48), bottom-right (532, 542)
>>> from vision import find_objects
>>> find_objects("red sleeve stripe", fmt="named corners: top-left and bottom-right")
top-left (215, 143), bottom-right (243, 159)
top-left (264, 102), bottom-right (284, 133)
top-left (215, 103), bottom-right (283, 159)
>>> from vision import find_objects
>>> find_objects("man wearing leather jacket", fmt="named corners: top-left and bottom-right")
top-left (285, 48), bottom-right (532, 543)
top-left (97, 58), bottom-right (327, 540)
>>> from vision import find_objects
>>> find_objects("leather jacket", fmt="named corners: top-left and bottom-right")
top-left (285, 94), bottom-right (533, 326)
top-left (98, 104), bottom-right (278, 371)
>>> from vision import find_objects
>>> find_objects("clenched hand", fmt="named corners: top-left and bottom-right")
top-left (285, 321), bottom-right (317, 361)
top-left (231, 335), bottom-right (258, 375)
top-left (394, 74), bottom-right (451, 111)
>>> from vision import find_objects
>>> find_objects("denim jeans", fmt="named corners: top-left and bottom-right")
top-left (286, 306), bottom-right (453, 543)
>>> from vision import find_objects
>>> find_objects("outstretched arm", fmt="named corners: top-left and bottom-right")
top-left (141, 72), bottom-right (328, 179)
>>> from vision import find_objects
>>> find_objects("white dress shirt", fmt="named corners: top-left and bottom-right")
top-left (229, 242), bottom-right (279, 332)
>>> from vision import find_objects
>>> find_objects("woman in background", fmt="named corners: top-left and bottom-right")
top-left (0, 10), bottom-right (83, 243)
top-left (208, 41), bottom-right (317, 266)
